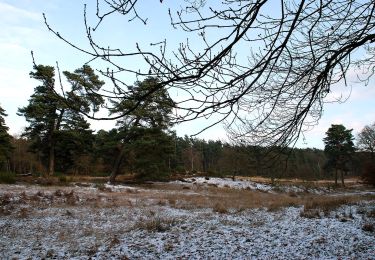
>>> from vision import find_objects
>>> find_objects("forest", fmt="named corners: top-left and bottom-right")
top-left (0, 65), bottom-right (374, 184)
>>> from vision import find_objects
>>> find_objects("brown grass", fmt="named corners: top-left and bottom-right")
top-left (1, 180), bottom-right (373, 218)
top-left (299, 196), bottom-right (371, 218)
top-left (239, 176), bottom-right (362, 187)
top-left (133, 215), bottom-right (178, 232)
top-left (362, 223), bottom-right (374, 232)
top-left (213, 202), bottom-right (229, 214)
top-left (141, 184), bottom-right (375, 214)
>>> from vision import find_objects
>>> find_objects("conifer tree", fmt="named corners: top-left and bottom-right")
top-left (323, 124), bottom-right (355, 186)
top-left (0, 105), bottom-right (13, 171)
top-left (109, 77), bottom-right (175, 182)
top-left (18, 65), bottom-right (104, 175)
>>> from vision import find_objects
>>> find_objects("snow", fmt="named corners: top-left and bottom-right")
top-left (177, 177), bottom-right (331, 194)
top-left (0, 182), bottom-right (374, 259)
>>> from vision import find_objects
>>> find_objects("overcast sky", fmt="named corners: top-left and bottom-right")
top-left (0, 0), bottom-right (374, 149)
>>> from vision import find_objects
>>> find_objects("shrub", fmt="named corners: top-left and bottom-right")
top-left (362, 161), bottom-right (375, 186)
top-left (300, 197), bottom-right (350, 218)
top-left (0, 172), bottom-right (16, 184)
top-left (134, 216), bottom-right (177, 232)
top-left (213, 202), bottom-right (229, 214)
top-left (58, 175), bottom-right (68, 183)
top-left (362, 223), bottom-right (374, 232)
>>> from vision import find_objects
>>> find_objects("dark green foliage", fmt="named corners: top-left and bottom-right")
top-left (0, 105), bottom-right (13, 171)
top-left (324, 124), bottom-right (355, 162)
top-left (129, 129), bottom-right (174, 181)
top-left (18, 64), bottom-right (104, 175)
top-left (18, 65), bottom-right (62, 175)
top-left (63, 65), bottom-right (105, 115)
top-left (323, 124), bottom-right (355, 185)
top-left (108, 77), bottom-right (175, 182)
top-left (361, 160), bottom-right (375, 186)
top-left (0, 172), bottom-right (16, 184)
top-left (11, 65), bottom-right (373, 181)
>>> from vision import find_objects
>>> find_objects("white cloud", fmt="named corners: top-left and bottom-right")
top-left (0, 2), bottom-right (40, 24)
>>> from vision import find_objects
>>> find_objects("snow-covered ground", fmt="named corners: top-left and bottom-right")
top-left (0, 181), bottom-right (374, 259)
top-left (177, 177), bottom-right (334, 194)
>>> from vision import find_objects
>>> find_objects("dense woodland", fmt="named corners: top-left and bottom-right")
top-left (2, 131), bottom-right (374, 182)
top-left (0, 64), bottom-right (374, 184)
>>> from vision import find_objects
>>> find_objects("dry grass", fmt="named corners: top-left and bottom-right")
top-left (299, 196), bottom-right (373, 218)
top-left (362, 223), bottom-right (374, 232)
top-left (213, 202), bottom-right (229, 214)
top-left (120, 183), bottom-right (374, 214)
top-left (133, 214), bottom-right (178, 233)
top-left (1, 181), bottom-right (373, 220)
top-left (239, 176), bottom-right (362, 187)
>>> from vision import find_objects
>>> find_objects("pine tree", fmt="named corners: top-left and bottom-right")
top-left (0, 105), bottom-right (13, 171)
top-left (109, 77), bottom-right (175, 182)
top-left (323, 124), bottom-right (355, 186)
top-left (18, 64), bottom-right (104, 175)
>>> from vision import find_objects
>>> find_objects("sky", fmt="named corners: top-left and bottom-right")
top-left (0, 0), bottom-right (374, 149)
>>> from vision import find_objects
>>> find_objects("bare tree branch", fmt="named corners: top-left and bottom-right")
top-left (43, 0), bottom-right (375, 148)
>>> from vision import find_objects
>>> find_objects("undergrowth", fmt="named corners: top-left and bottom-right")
top-left (0, 172), bottom-right (16, 184)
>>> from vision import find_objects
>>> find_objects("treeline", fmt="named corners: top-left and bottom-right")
top-left (0, 64), bottom-right (373, 183)
top-left (3, 132), bottom-right (367, 181)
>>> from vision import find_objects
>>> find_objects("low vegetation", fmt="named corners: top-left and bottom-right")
top-left (0, 171), bottom-right (16, 184)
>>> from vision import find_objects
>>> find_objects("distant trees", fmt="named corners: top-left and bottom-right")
top-left (0, 105), bottom-right (13, 171)
top-left (357, 123), bottom-right (375, 186)
top-left (18, 64), bottom-right (104, 175)
top-left (323, 124), bottom-right (355, 186)
top-left (357, 123), bottom-right (375, 159)
top-left (10, 63), bottom-right (372, 183)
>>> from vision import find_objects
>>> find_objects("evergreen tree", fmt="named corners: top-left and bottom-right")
top-left (18, 65), bottom-right (60, 175)
top-left (323, 124), bottom-right (355, 186)
top-left (109, 77), bottom-right (175, 182)
top-left (54, 112), bottom-right (94, 173)
top-left (18, 64), bottom-right (104, 175)
top-left (0, 105), bottom-right (13, 171)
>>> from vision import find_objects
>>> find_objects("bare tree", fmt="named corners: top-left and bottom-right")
top-left (357, 123), bottom-right (375, 158)
top-left (43, 0), bottom-right (375, 147)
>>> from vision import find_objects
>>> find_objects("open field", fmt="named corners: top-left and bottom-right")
top-left (0, 178), bottom-right (374, 259)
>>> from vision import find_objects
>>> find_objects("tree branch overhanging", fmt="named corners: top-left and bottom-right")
top-left (43, 0), bottom-right (375, 148)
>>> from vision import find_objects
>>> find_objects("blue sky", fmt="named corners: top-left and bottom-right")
top-left (0, 0), bottom-right (374, 149)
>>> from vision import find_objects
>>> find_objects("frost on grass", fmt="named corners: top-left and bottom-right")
top-left (0, 183), bottom-right (374, 259)
top-left (178, 177), bottom-right (332, 194)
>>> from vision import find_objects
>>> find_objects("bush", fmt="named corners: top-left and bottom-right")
top-left (362, 223), bottom-right (374, 232)
top-left (362, 161), bottom-right (375, 186)
top-left (0, 172), bottom-right (16, 184)
top-left (135, 164), bottom-right (171, 182)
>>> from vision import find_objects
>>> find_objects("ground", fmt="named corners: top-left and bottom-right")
top-left (0, 177), bottom-right (374, 259)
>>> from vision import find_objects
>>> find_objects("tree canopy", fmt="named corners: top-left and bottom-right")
top-left (107, 77), bottom-right (175, 182)
top-left (323, 124), bottom-right (355, 185)
top-left (18, 64), bottom-right (104, 175)
top-left (43, 0), bottom-right (375, 147)
top-left (0, 105), bottom-right (13, 170)
top-left (357, 123), bottom-right (375, 158)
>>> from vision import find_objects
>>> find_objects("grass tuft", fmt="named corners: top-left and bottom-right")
top-left (362, 223), bottom-right (374, 232)
top-left (134, 215), bottom-right (177, 232)
top-left (213, 202), bottom-right (229, 214)
top-left (0, 172), bottom-right (16, 184)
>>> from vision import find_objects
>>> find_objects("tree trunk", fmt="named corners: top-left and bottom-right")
top-left (335, 168), bottom-right (338, 186)
top-left (109, 147), bottom-right (125, 184)
top-left (190, 146), bottom-right (194, 172)
top-left (341, 170), bottom-right (345, 186)
top-left (47, 110), bottom-right (64, 176)
top-left (48, 137), bottom-right (55, 176)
